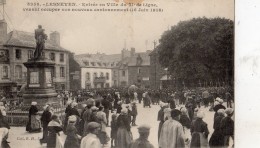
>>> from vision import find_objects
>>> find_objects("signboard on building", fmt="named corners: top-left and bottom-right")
top-left (142, 77), bottom-right (149, 81)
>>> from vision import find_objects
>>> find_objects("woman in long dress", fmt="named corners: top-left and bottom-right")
top-left (27, 102), bottom-right (41, 133)
top-left (116, 108), bottom-right (133, 148)
top-left (209, 109), bottom-right (225, 147)
top-left (47, 115), bottom-right (63, 148)
top-left (190, 111), bottom-right (209, 148)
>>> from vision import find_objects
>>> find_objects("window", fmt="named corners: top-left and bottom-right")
top-left (28, 50), bottom-right (34, 59)
top-left (60, 67), bottom-right (65, 77)
top-left (2, 66), bottom-right (8, 78)
top-left (93, 72), bottom-right (97, 79)
top-left (60, 53), bottom-right (64, 62)
top-left (100, 72), bottom-right (104, 77)
top-left (138, 68), bottom-right (141, 74)
top-left (51, 67), bottom-right (56, 78)
top-left (97, 62), bottom-right (101, 66)
top-left (15, 65), bottom-right (22, 79)
top-left (50, 53), bottom-right (55, 61)
top-left (84, 61), bottom-right (89, 66)
top-left (86, 72), bottom-right (90, 81)
top-left (15, 49), bottom-right (21, 60)
top-left (91, 62), bottom-right (95, 66)
top-left (106, 72), bottom-right (109, 80)
top-left (122, 70), bottom-right (125, 77)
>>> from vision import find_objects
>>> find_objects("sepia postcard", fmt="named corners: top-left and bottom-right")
top-left (0, 0), bottom-right (246, 148)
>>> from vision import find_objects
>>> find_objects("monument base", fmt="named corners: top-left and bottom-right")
top-left (23, 58), bottom-right (59, 109)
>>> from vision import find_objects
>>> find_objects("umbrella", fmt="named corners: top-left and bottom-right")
top-left (128, 85), bottom-right (138, 94)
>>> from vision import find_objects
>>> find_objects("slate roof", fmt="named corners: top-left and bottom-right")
top-left (3, 30), bottom-right (69, 52)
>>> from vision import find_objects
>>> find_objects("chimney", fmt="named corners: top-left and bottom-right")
top-left (50, 31), bottom-right (60, 46)
top-left (121, 48), bottom-right (125, 60)
top-left (130, 47), bottom-right (135, 57)
top-left (0, 20), bottom-right (7, 44)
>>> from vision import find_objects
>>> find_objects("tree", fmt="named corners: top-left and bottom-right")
top-left (158, 17), bottom-right (234, 87)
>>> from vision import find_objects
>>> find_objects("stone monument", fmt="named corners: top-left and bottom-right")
top-left (22, 25), bottom-right (58, 108)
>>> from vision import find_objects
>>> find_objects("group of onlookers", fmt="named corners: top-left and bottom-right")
top-left (157, 95), bottom-right (234, 148)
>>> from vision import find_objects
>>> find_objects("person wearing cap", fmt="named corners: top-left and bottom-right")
top-left (116, 108), bottom-right (133, 148)
top-left (47, 115), bottom-right (63, 148)
top-left (213, 98), bottom-right (226, 120)
top-left (130, 124), bottom-right (154, 148)
top-left (190, 111), bottom-right (209, 147)
top-left (209, 109), bottom-right (225, 147)
top-left (64, 115), bottom-right (81, 148)
top-left (40, 104), bottom-right (52, 144)
top-left (80, 122), bottom-right (101, 148)
top-left (27, 101), bottom-right (41, 133)
top-left (159, 109), bottom-right (185, 148)
top-left (220, 108), bottom-right (234, 147)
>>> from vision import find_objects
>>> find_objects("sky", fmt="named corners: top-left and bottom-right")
top-left (1, 0), bottom-right (234, 55)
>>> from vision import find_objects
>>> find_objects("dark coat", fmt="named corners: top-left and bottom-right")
top-left (179, 114), bottom-right (191, 129)
top-left (41, 110), bottom-right (52, 128)
top-left (190, 118), bottom-right (209, 148)
top-left (47, 121), bottom-right (63, 148)
top-left (209, 115), bottom-right (225, 147)
top-left (131, 105), bottom-right (137, 116)
top-left (117, 114), bottom-right (131, 131)
top-left (220, 116), bottom-right (234, 136)
top-left (64, 124), bottom-right (80, 148)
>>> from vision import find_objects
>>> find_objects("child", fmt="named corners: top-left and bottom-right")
top-left (110, 114), bottom-right (118, 148)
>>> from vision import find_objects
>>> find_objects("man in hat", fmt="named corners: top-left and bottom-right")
top-left (159, 109), bottom-right (185, 148)
top-left (81, 122), bottom-right (101, 148)
top-left (130, 124), bottom-right (154, 148)
top-left (221, 108), bottom-right (234, 148)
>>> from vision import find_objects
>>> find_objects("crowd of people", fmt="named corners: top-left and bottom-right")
top-left (20, 86), bottom-right (234, 148)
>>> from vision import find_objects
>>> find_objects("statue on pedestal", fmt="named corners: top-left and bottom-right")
top-left (34, 25), bottom-right (48, 60)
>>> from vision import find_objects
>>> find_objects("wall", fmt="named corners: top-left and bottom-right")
top-left (118, 68), bottom-right (128, 87)
top-left (81, 67), bottom-right (112, 89)
top-left (7, 46), bottom-right (69, 90)
top-left (128, 65), bottom-right (150, 88)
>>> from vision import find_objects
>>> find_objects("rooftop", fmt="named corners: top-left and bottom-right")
top-left (3, 30), bottom-right (68, 52)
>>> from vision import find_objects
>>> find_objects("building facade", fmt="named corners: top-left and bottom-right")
top-left (128, 51), bottom-right (151, 88)
top-left (0, 20), bottom-right (70, 96)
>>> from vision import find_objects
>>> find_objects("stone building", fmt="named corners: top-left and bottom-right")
top-left (0, 20), bottom-right (70, 96)
top-left (128, 51), bottom-right (151, 88)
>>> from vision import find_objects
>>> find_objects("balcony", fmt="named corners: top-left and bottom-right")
top-left (93, 77), bottom-right (106, 83)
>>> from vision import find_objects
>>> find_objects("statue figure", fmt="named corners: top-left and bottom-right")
top-left (34, 25), bottom-right (47, 60)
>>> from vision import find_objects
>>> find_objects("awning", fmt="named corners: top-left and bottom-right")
top-left (160, 75), bottom-right (171, 81)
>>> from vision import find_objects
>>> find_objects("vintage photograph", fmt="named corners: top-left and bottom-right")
top-left (0, 0), bottom-right (234, 147)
